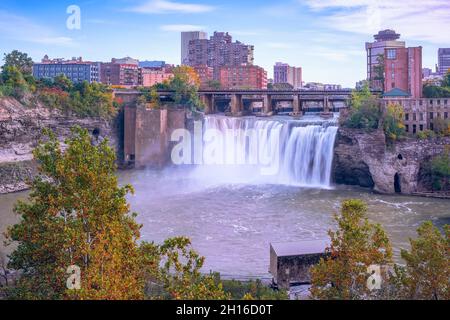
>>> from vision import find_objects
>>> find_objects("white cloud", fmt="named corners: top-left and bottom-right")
top-left (0, 10), bottom-right (75, 47)
top-left (301, 0), bottom-right (450, 43)
top-left (265, 42), bottom-right (296, 49)
top-left (129, 0), bottom-right (215, 14)
top-left (160, 24), bottom-right (205, 31)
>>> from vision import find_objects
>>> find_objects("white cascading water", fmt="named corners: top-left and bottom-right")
top-left (199, 115), bottom-right (338, 188)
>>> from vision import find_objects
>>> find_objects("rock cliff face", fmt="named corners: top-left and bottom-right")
top-left (0, 97), bottom-right (119, 194)
top-left (333, 127), bottom-right (450, 194)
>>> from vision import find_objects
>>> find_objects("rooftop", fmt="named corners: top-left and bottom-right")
top-left (383, 88), bottom-right (411, 97)
top-left (374, 29), bottom-right (401, 42)
top-left (271, 240), bottom-right (329, 257)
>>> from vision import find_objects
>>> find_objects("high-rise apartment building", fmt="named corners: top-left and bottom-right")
top-left (187, 32), bottom-right (255, 80)
top-left (273, 62), bottom-right (302, 89)
top-left (219, 65), bottom-right (267, 89)
top-left (438, 48), bottom-right (450, 75)
top-left (181, 31), bottom-right (207, 65)
top-left (33, 55), bottom-right (100, 83)
top-left (366, 29), bottom-right (405, 90)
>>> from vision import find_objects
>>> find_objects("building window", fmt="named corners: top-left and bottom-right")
top-left (445, 112), bottom-right (448, 119)
top-left (413, 125), bottom-right (417, 134)
top-left (430, 112), bottom-right (434, 119)
top-left (419, 124), bottom-right (424, 131)
top-left (405, 113), bottom-right (409, 121)
top-left (405, 124), bottom-right (409, 132)
top-left (420, 113), bottom-right (424, 121)
top-left (387, 49), bottom-right (397, 60)
top-left (413, 113), bottom-right (417, 121)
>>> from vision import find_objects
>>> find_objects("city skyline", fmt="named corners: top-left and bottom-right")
top-left (0, 0), bottom-right (449, 87)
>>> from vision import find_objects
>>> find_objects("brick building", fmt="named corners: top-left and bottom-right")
top-left (187, 32), bottom-right (254, 80)
top-left (219, 65), bottom-right (267, 89)
top-left (384, 46), bottom-right (422, 98)
top-left (100, 63), bottom-right (140, 87)
top-left (382, 97), bottom-right (449, 134)
top-left (273, 62), bottom-right (302, 89)
top-left (33, 55), bottom-right (100, 83)
top-left (193, 65), bottom-right (214, 88)
top-left (141, 67), bottom-right (174, 87)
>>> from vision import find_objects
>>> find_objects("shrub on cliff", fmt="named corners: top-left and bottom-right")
top-left (4, 127), bottom-right (227, 300)
top-left (383, 102), bottom-right (406, 142)
top-left (342, 85), bottom-right (382, 131)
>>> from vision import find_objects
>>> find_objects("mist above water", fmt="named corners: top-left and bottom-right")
top-left (194, 115), bottom-right (338, 188)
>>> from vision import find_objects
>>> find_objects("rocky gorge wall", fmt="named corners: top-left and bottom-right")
top-left (333, 127), bottom-right (450, 194)
top-left (0, 97), bottom-right (120, 194)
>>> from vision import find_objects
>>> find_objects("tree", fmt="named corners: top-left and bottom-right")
top-left (343, 85), bottom-right (382, 130)
top-left (373, 54), bottom-right (385, 92)
top-left (206, 80), bottom-right (221, 90)
top-left (5, 127), bottom-right (227, 300)
top-left (5, 127), bottom-right (147, 299)
top-left (310, 199), bottom-right (393, 300)
top-left (394, 222), bottom-right (449, 300)
top-left (383, 102), bottom-right (405, 141)
top-left (3, 50), bottom-right (34, 74)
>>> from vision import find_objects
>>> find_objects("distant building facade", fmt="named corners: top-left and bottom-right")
top-left (187, 32), bottom-right (255, 80)
top-left (366, 29), bottom-right (422, 98)
top-left (100, 63), bottom-right (140, 87)
top-left (181, 31), bottom-right (207, 65)
top-left (218, 65), bottom-right (267, 89)
top-left (384, 46), bottom-right (422, 98)
top-left (193, 65), bottom-right (214, 88)
top-left (382, 98), bottom-right (449, 134)
top-left (33, 55), bottom-right (100, 83)
top-left (139, 61), bottom-right (166, 68)
top-left (273, 62), bottom-right (302, 89)
top-left (366, 29), bottom-right (405, 91)
top-left (111, 56), bottom-right (139, 66)
top-left (141, 67), bottom-right (173, 87)
top-left (438, 48), bottom-right (450, 75)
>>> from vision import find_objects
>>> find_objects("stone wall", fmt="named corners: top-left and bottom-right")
top-left (334, 127), bottom-right (450, 194)
top-left (124, 105), bottom-right (187, 169)
top-left (0, 97), bottom-right (120, 194)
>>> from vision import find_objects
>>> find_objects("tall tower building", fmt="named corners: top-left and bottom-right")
top-left (438, 48), bottom-right (450, 75)
top-left (366, 29), bottom-right (405, 90)
top-left (273, 62), bottom-right (302, 89)
top-left (181, 31), bottom-right (207, 65)
top-left (187, 32), bottom-right (254, 79)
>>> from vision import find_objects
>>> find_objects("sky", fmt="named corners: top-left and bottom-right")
top-left (0, 0), bottom-right (449, 88)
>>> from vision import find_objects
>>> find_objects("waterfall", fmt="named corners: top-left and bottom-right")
top-left (198, 115), bottom-right (338, 188)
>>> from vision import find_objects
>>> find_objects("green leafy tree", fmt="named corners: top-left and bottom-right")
top-left (1, 66), bottom-right (30, 99)
top-left (5, 127), bottom-right (227, 300)
top-left (343, 85), bottom-right (382, 130)
top-left (393, 222), bottom-right (449, 300)
top-left (310, 199), bottom-right (393, 300)
top-left (3, 50), bottom-right (34, 74)
top-left (373, 54), bottom-right (385, 91)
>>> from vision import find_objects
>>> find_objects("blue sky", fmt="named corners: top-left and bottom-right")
top-left (0, 0), bottom-right (449, 87)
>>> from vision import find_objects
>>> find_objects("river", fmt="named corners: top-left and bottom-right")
top-left (2, 168), bottom-right (449, 278)
top-left (1, 115), bottom-right (449, 278)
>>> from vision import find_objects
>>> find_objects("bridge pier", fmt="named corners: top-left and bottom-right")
top-left (263, 95), bottom-right (273, 114)
top-left (292, 95), bottom-right (303, 116)
top-left (231, 94), bottom-right (243, 115)
top-left (201, 94), bottom-right (214, 114)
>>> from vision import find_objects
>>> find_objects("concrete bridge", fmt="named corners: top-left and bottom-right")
top-left (114, 89), bottom-right (380, 116)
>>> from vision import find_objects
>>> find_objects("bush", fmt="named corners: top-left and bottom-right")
top-left (432, 117), bottom-right (450, 137)
top-left (417, 130), bottom-right (436, 140)
top-left (383, 103), bottom-right (405, 141)
top-left (342, 86), bottom-right (382, 130)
